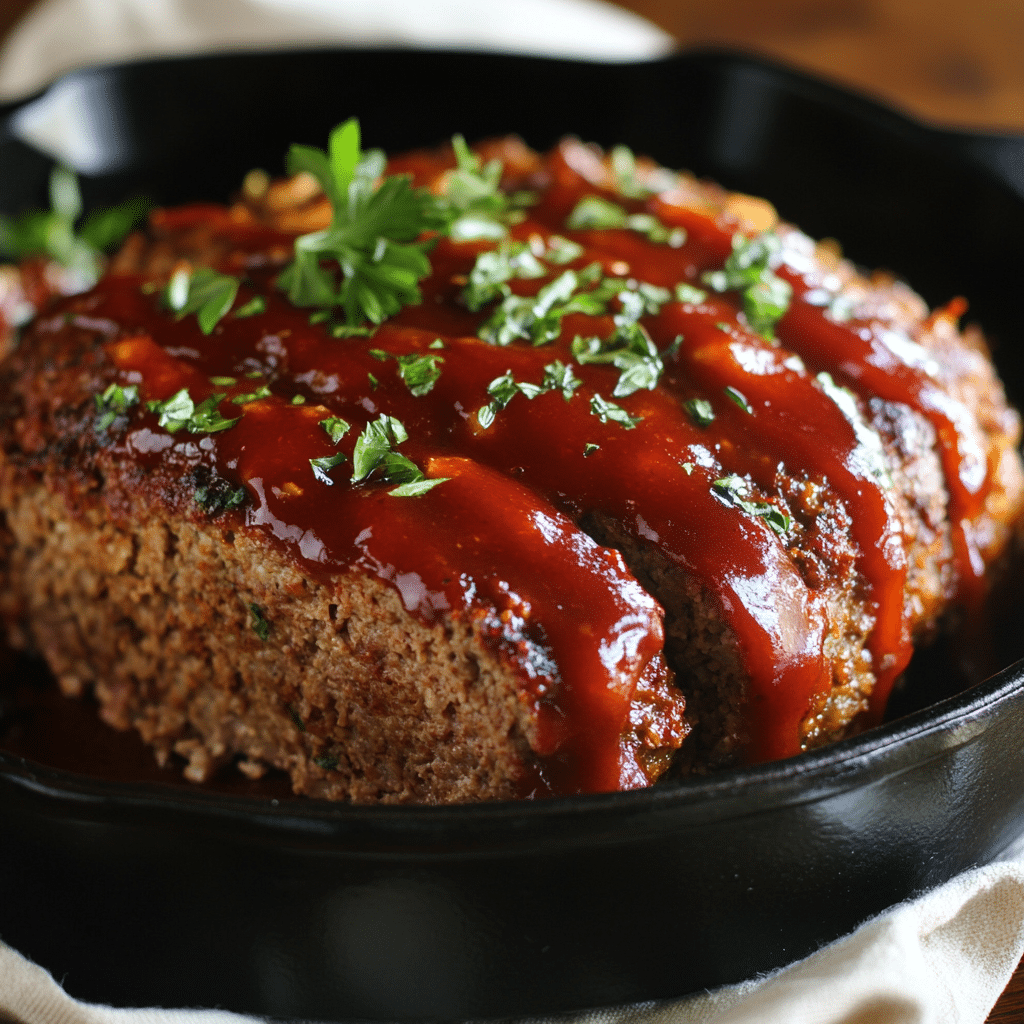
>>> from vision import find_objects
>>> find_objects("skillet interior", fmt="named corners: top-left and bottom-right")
top-left (1, 47), bottom-right (1024, 1020)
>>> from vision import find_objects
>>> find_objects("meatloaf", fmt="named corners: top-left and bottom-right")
top-left (0, 127), bottom-right (1020, 802)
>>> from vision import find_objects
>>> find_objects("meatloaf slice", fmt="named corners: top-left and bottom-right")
top-left (0, 131), bottom-right (1021, 799)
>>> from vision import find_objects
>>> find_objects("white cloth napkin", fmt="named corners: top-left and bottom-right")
top-left (0, 2), bottom-right (1021, 1022)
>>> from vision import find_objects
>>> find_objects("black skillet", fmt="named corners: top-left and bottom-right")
top-left (1, 47), bottom-right (1024, 1021)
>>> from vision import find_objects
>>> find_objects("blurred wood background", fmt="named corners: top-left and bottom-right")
top-left (0, 0), bottom-right (1019, 1019)
top-left (622, 0), bottom-right (1024, 132)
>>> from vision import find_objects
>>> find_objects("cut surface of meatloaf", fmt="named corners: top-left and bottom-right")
top-left (0, 130), bottom-right (1021, 801)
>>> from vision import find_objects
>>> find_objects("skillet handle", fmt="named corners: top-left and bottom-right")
top-left (932, 127), bottom-right (1024, 201)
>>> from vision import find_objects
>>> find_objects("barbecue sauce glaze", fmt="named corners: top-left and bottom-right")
top-left (34, 140), bottom-right (997, 794)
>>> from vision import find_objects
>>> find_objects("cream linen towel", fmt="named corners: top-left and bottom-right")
top-left (0, 1), bottom-right (1022, 1022)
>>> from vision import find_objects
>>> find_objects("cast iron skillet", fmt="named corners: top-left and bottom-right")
top-left (1, 47), bottom-right (1024, 1021)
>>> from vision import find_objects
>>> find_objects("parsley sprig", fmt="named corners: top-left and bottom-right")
top-left (277, 119), bottom-right (441, 327)
top-left (0, 165), bottom-right (151, 286)
top-left (702, 232), bottom-right (793, 340)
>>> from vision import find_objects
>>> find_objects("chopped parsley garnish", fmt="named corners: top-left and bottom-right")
top-left (146, 388), bottom-right (240, 434)
top-left (682, 397), bottom-right (715, 427)
top-left (310, 451), bottom-right (348, 484)
top-left (541, 359), bottom-right (583, 400)
top-left (590, 393), bottom-right (641, 429)
top-left (319, 416), bottom-right (351, 444)
top-left (249, 603), bottom-right (271, 641)
top-left (476, 361), bottom-right (582, 428)
top-left (702, 232), bottom-right (792, 340)
top-left (291, 394), bottom-right (306, 405)
top-left (724, 386), bottom-right (752, 414)
top-left (712, 475), bottom-right (791, 535)
top-left (277, 118), bottom-right (441, 327)
top-left (565, 195), bottom-right (685, 246)
top-left (164, 266), bottom-right (241, 335)
top-left (571, 286), bottom-right (670, 397)
top-left (313, 753), bottom-right (339, 771)
top-left (572, 321), bottom-right (661, 398)
top-left (368, 351), bottom-right (444, 396)
top-left (436, 135), bottom-right (536, 242)
top-left (609, 145), bottom-right (678, 199)
top-left (209, 376), bottom-right (237, 387)
top-left (231, 384), bottom-right (272, 404)
top-left (462, 240), bottom-right (547, 311)
top-left (388, 477), bottom-right (448, 497)
top-left (429, 338), bottom-right (446, 350)
top-left (349, 413), bottom-right (447, 496)
top-left (195, 479), bottom-right (248, 515)
top-left (674, 283), bottom-right (708, 304)
top-left (477, 264), bottom-right (620, 347)
top-left (0, 165), bottom-right (151, 286)
top-left (583, 442), bottom-right (600, 457)
top-left (93, 382), bottom-right (139, 432)
top-left (234, 295), bottom-right (267, 318)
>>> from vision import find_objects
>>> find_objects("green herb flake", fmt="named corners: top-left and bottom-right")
top-left (93, 382), bottom-right (139, 432)
top-left (231, 384), bottom-right (272, 405)
top-left (428, 338), bottom-right (446, 350)
top-left (712, 475), bottom-right (791, 536)
top-left (287, 705), bottom-right (306, 732)
top-left (566, 194), bottom-right (682, 245)
top-left (195, 480), bottom-right (248, 515)
top-left (590, 393), bottom-right (641, 429)
top-left (394, 352), bottom-right (444, 396)
top-left (368, 372), bottom-right (379, 390)
top-left (291, 394), bottom-right (306, 405)
top-left (388, 476), bottom-right (449, 497)
top-left (583, 442), bottom-right (600, 457)
top-left (702, 232), bottom-right (793, 340)
top-left (249, 603), bottom-right (271, 641)
top-left (234, 295), bottom-right (267, 319)
top-left (368, 348), bottom-right (390, 361)
top-left (682, 397), bottom-right (715, 427)
top-left (351, 414), bottom-right (410, 483)
top-left (566, 194), bottom-right (628, 231)
top-left (310, 451), bottom-right (349, 484)
top-left (674, 283), bottom-right (708, 304)
top-left (435, 134), bottom-right (536, 242)
top-left (313, 753), bottom-right (339, 770)
top-left (163, 267), bottom-right (241, 334)
top-left (146, 388), bottom-right (240, 434)
top-left (320, 416), bottom-right (351, 444)
top-left (209, 376), bottom-right (237, 386)
top-left (724, 386), bottom-right (752, 414)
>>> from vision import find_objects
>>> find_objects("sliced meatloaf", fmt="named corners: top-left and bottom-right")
top-left (0, 131), bottom-right (1020, 800)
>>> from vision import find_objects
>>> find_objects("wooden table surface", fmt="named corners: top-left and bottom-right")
top-left (0, 0), bottom-right (1020, 1018)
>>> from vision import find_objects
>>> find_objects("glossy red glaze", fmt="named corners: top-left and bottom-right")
top-left (49, 143), bottom-right (994, 786)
